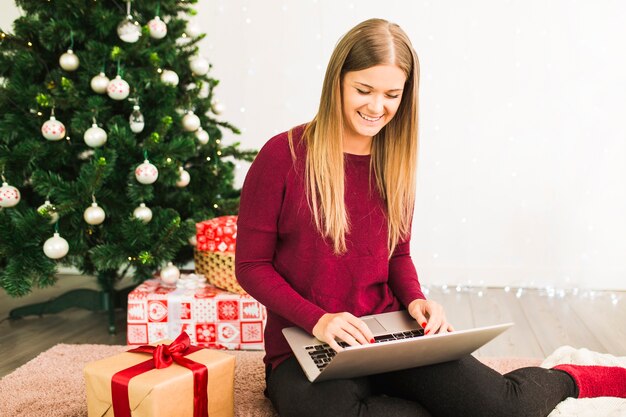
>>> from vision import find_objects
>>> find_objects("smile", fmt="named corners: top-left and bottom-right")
top-left (358, 112), bottom-right (383, 122)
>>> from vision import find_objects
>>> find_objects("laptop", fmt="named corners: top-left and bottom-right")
top-left (283, 310), bottom-right (513, 382)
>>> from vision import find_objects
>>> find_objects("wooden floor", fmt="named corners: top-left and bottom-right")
top-left (1, 287), bottom-right (625, 378)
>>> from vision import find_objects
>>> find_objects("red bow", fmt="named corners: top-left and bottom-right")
top-left (111, 332), bottom-right (209, 417)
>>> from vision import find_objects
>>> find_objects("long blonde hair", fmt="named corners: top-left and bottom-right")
top-left (290, 18), bottom-right (420, 256)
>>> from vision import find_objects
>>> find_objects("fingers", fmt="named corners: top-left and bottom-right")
top-left (312, 312), bottom-right (375, 352)
top-left (409, 299), bottom-right (454, 335)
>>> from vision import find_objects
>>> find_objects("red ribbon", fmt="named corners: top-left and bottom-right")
top-left (111, 332), bottom-right (209, 417)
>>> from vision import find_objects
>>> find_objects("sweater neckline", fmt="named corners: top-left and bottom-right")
top-left (344, 152), bottom-right (371, 162)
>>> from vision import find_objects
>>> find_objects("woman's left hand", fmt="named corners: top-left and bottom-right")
top-left (407, 298), bottom-right (454, 335)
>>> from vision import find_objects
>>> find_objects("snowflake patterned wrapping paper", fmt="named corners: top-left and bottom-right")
top-left (127, 279), bottom-right (267, 350)
top-left (194, 215), bottom-right (245, 294)
top-left (196, 215), bottom-right (237, 252)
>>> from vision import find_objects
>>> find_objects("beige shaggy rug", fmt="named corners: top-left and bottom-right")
top-left (0, 344), bottom-right (541, 417)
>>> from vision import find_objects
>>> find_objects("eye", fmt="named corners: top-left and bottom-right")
top-left (386, 94), bottom-right (401, 99)
top-left (356, 88), bottom-right (370, 95)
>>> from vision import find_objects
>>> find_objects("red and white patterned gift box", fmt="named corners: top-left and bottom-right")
top-left (127, 278), bottom-right (266, 350)
top-left (196, 215), bottom-right (237, 252)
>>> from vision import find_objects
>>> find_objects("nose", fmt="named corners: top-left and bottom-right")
top-left (367, 94), bottom-right (384, 115)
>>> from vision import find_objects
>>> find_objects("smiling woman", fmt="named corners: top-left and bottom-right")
top-left (234, 17), bottom-right (626, 417)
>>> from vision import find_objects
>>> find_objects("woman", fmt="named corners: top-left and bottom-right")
top-left (235, 18), bottom-right (625, 417)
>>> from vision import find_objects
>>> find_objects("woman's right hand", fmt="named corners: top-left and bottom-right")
top-left (312, 312), bottom-right (375, 352)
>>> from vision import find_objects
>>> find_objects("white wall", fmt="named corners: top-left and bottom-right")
top-left (2, 2), bottom-right (625, 291)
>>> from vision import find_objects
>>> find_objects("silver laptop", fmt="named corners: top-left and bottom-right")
top-left (283, 310), bottom-right (513, 382)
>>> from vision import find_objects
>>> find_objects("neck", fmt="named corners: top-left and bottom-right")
top-left (342, 134), bottom-right (372, 155)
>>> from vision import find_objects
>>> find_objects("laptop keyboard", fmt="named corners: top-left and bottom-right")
top-left (305, 329), bottom-right (425, 370)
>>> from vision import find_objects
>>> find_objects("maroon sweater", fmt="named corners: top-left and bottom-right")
top-left (235, 125), bottom-right (425, 369)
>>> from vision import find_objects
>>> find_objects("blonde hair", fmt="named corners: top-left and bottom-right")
top-left (290, 18), bottom-right (420, 256)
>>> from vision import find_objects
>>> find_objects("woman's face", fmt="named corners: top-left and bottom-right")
top-left (341, 64), bottom-right (406, 144)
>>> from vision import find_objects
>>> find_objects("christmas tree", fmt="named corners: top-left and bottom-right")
top-left (0, 1), bottom-right (255, 301)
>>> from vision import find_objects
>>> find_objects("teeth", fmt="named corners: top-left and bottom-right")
top-left (359, 112), bottom-right (382, 122)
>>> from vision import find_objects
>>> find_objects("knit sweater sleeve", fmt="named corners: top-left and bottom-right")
top-left (387, 233), bottom-right (426, 307)
top-left (235, 133), bottom-right (327, 334)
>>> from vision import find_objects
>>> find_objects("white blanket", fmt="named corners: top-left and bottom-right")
top-left (542, 346), bottom-right (626, 417)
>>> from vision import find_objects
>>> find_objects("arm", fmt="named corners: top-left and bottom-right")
top-left (235, 136), bottom-right (326, 334)
top-left (388, 234), bottom-right (454, 334)
top-left (387, 236), bottom-right (426, 307)
top-left (235, 135), bottom-right (375, 351)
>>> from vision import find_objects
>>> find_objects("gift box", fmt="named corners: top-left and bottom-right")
top-left (194, 215), bottom-right (245, 294)
top-left (127, 276), bottom-right (267, 350)
top-left (84, 333), bottom-right (235, 417)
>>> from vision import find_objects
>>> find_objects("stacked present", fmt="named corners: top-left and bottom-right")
top-left (194, 215), bottom-right (245, 294)
top-left (127, 274), bottom-right (267, 350)
top-left (128, 215), bottom-right (268, 350)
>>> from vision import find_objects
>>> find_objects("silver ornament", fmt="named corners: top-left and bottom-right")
top-left (212, 99), bottom-right (225, 115)
top-left (43, 232), bottom-right (69, 259)
top-left (59, 49), bottom-right (80, 71)
top-left (148, 16), bottom-right (167, 39)
top-left (37, 200), bottom-right (59, 224)
top-left (83, 202), bottom-right (106, 225)
top-left (189, 56), bottom-right (209, 76)
top-left (117, 15), bottom-right (142, 43)
top-left (182, 111), bottom-right (200, 132)
top-left (160, 262), bottom-right (180, 286)
top-left (41, 116), bottom-right (66, 141)
top-left (196, 128), bottom-right (209, 145)
top-left (160, 69), bottom-right (179, 86)
top-left (186, 23), bottom-right (201, 38)
top-left (0, 182), bottom-right (20, 207)
top-left (135, 160), bottom-right (159, 184)
top-left (107, 75), bottom-right (130, 100)
top-left (84, 124), bottom-right (107, 148)
top-left (90, 72), bottom-right (110, 94)
top-left (176, 168), bottom-right (190, 187)
top-left (133, 203), bottom-right (153, 223)
top-left (129, 105), bottom-right (145, 133)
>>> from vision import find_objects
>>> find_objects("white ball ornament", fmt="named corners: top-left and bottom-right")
top-left (148, 16), bottom-right (167, 39)
top-left (211, 99), bottom-right (225, 115)
top-left (59, 49), bottom-right (80, 71)
top-left (195, 127), bottom-right (209, 145)
top-left (90, 72), bottom-right (110, 94)
top-left (176, 168), bottom-right (190, 187)
top-left (182, 111), bottom-right (200, 132)
top-left (160, 69), bottom-right (179, 86)
top-left (133, 203), bottom-right (153, 223)
top-left (186, 23), bottom-right (201, 38)
top-left (129, 105), bottom-right (145, 133)
top-left (83, 202), bottom-right (106, 225)
top-left (189, 56), bottom-right (209, 76)
top-left (160, 262), bottom-right (180, 286)
top-left (117, 15), bottom-right (142, 43)
top-left (43, 232), bottom-right (69, 259)
top-left (84, 124), bottom-right (107, 148)
top-left (41, 116), bottom-right (66, 141)
top-left (107, 75), bottom-right (130, 100)
top-left (37, 200), bottom-right (59, 224)
top-left (135, 160), bottom-right (159, 184)
top-left (188, 235), bottom-right (197, 246)
top-left (0, 182), bottom-right (21, 207)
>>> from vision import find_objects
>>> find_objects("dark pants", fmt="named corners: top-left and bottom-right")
top-left (266, 355), bottom-right (577, 417)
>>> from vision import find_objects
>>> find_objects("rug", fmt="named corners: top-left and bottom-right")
top-left (3, 343), bottom-right (602, 417)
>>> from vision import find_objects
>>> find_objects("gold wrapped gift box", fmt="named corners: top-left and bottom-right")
top-left (84, 343), bottom-right (235, 417)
